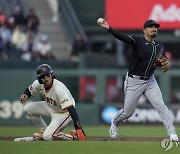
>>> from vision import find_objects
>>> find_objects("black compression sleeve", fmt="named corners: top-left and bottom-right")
top-left (108, 27), bottom-right (135, 45)
top-left (24, 87), bottom-right (32, 98)
top-left (67, 106), bottom-right (81, 129)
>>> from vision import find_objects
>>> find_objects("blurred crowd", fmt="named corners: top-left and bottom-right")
top-left (0, 5), bottom-right (54, 61)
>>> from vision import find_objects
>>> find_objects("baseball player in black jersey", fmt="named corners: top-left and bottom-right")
top-left (97, 18), bottom-right (179, 141)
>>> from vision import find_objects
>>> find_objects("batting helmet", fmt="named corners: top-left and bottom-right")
top-left (36, 64), bottom-right (53, 84)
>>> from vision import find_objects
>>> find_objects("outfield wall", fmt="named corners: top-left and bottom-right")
top-left (0, 69), bottom-right (180, 125)
top-left (0, 99), bottom-right (180, 125)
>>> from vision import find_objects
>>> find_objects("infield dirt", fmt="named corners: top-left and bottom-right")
top-left (0, 136), bottom-right (164, 142)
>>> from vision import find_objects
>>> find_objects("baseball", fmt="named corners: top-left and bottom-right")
top-left (97, 18), bottom-right (104, 24)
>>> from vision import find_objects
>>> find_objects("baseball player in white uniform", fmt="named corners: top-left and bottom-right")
top-left (20, 64), bottom-right (86, 141)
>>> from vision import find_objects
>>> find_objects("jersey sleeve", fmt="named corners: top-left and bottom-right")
top-left (56, 84), bottom-right (74, 110)
top-left (108, 27), bottom-right (136, 45)
top-left (28, 80), bottom-right (41, 96)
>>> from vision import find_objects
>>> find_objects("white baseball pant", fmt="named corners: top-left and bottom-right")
top-left (24, 101), bottom-right (73, 140)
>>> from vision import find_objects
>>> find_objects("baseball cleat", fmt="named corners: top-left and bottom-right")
top-left (70, 130), bottom-right (78, 140)
top-left (33, 131), bottom-right (44, 139)
top-left (14, 137), bottom-right (35, 141)
top-left (169, 134), bottom-right (179, 142)
top-left (109, 121), bottom-right (118, 139)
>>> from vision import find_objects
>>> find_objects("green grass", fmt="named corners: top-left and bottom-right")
top-left (0, 125), bottom-right (180, 154)
top-left (0, 141), bottom-right (179, 154)
top-left (0, 125), bottom-right (179, 137)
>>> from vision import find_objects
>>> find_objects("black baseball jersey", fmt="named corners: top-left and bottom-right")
top-left (108, 27), bottom-right (166, 78)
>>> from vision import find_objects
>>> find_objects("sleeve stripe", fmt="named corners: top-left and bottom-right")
top-left (128, 36), bottom-right (136, 44)
top-left (62, 104), bottom-right (73, 110)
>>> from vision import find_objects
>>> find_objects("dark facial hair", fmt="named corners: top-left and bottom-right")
top-left (151, 33), bottom-right (156, 38)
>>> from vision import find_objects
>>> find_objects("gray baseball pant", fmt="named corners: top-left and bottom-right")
top-left (113, 73), bottom-right (176, 136)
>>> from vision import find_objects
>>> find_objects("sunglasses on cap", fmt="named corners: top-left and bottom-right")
top-left (38, 73), bottom-right (51, 79)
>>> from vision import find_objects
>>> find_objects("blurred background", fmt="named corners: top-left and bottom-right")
top-left (0, 0), bottom-right (180, 126)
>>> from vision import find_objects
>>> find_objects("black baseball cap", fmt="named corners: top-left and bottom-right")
top-left (144, 20), bottom-right (160, 29)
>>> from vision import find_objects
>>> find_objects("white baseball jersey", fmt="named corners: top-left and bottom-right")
top-left (28, 79), bottom-right (75, 113)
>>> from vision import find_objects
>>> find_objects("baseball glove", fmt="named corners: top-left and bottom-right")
top-left (154, 57), bottom-right (169, 73)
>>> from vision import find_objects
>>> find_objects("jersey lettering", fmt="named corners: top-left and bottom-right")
top-left (42, 94), bottom-right (57, 106)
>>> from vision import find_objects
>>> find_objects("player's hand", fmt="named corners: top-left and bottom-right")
top-left (154, 57), bottom-right (169, 73)
top-left (154, 58), bottom-right (162, 67)
top-left (160, 57), bottom-right (169, 73)
top-left (97, 18), bottom-right (109, 29)
top-left (76, 129), bottom-right (87, 141)
top-left (20, 94), bottom-right (28, 103)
